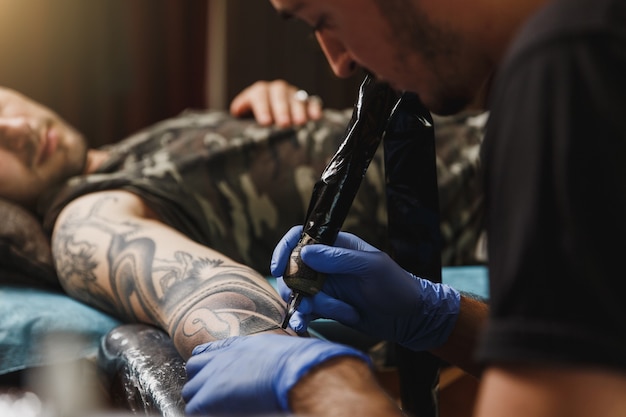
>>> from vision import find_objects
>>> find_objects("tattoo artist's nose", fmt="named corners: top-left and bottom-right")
top-left (315, 32), bottom-right (357, 78)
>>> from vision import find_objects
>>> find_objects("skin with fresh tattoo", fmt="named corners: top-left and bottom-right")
top-left (52, 190), bottom-right (294, 359)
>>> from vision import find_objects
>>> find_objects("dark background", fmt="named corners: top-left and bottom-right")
top-left (0, 0), bottom-right (362, 148)
top-left (224, 1), bottom-right (363, 114)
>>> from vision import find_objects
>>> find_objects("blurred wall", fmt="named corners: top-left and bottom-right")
top-left (0, 0), bottom-right (361, 149)
top-left (0, 0), bottom-right (207, 148)
top-left (209, 0), bottom-right (364, 111)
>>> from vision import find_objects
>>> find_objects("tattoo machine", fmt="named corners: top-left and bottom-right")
top-left (281, 73), bottom-right (398, 329)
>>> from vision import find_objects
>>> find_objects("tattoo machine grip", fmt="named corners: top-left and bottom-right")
top-left (282, 74), bottom-right (399, 298)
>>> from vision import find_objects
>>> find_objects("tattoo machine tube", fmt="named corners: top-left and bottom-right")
top-left (383, 92), bottom-right (442, 417)
top-left (281, 74), bottom-right (399, 327)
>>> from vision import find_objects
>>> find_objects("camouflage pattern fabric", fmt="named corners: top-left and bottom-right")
top-left (433, 111), bottom-right (488, 265)
top-left (41, 108), bottom-right (486, 281)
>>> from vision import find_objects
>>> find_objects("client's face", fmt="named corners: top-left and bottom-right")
top-left (0, 87), bottom-right (88, 209)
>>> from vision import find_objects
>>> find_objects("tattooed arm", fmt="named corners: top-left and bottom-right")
top-left (51, 189), bottom-right (293, 359)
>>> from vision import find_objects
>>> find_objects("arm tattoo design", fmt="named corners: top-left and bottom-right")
top-left (53, 194), bottom-right (286, 351)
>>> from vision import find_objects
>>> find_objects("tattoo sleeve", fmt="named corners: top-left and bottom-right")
top-left (52, 191), bottom-right (290, 358)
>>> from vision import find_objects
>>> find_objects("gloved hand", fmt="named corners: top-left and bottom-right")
top-left (182, 334), bottom-right (371, 415)
top-left (271, 226), bottom-right (461, 351)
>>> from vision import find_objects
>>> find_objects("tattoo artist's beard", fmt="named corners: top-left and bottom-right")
top-left (379, 2), bottom-right (477, 114)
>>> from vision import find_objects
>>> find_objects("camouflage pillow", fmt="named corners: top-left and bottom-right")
top-left (0, 198), bottom-right (59, 289)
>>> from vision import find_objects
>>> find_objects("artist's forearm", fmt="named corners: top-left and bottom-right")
top-left (476, 366), bottom-right (626, 417)
top-left (431, 294), bottom-right (488, 378)
top-left (52, 191), bottom-right (289, 358)
top-left (289, 357), bottom-right (404, 417)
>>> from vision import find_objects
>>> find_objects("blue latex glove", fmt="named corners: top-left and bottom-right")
top-left (182, 334), bottom-right (371, 415)
top-left (271, 226), bottom-right (461, 351)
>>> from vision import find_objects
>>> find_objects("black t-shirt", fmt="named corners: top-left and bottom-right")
top-left (478, 0), bottom-right (626, 369)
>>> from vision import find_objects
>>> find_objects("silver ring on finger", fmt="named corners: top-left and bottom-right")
top-left (293, 89), bottom-right (309, 102)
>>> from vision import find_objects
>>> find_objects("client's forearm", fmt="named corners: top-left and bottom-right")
top-left (289, 357), bottom-right (404, 417)
top-left (52, 190), bottom-right (291, 358)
